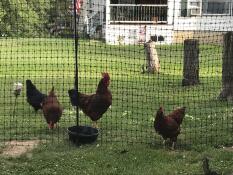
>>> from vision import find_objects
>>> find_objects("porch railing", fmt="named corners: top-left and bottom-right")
top-left (110, 4), bottom-right (168, 23)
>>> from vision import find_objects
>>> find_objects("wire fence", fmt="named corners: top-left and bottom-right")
top-left (0, 0), bottom-right (233, 148)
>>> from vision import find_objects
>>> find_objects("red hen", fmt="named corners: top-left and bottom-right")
top-left (42, 87), bottom-right (63, 129)
top-left (154, 106), bottom-right (185, 149)
top-left (68, 72), bottom-right (112, 128)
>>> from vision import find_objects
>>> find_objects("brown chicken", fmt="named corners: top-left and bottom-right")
top-left (68, 72), bottom-right (112, 128)
top-left (42, 87), bottom-right (63, 129)
top-left (154, 106), bottom-right (186, 149)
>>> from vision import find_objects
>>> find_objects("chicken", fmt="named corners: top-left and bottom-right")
top-left (167, 106), bottom-right (186, 126)
top-left (42, 87), bottom-right (63, 129)
top-left (154, 106), bottom-right (186, 149)
top-left (202, 157), bottom-right (219, 175)
top-left (68, 72), bottom-right (112, 128)
top-left (26, 80), bottom-right (47, 112)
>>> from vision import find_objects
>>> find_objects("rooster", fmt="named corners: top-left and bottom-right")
top-left (68, 72), bottom-right (112, 128)
top-left (42, 87), bottom-right (63, 129)
top-left (26, 80), bottom-right (47, 112)
top-left (154, 106), bottom-right (186, 149)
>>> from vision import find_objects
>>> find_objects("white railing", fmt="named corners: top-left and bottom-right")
top-left (110, 4), bottom-right (168, 23)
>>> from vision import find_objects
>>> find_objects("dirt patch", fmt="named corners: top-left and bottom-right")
top-left (1, 140), bottom-right (41, 157)
top-left (223, 146), bottom-right (233, 152)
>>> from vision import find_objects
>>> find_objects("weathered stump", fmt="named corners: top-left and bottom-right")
top-left (144, 40), bottom-right (160, 73)
top-left (218, 32), bottom-right (233, 101)
top-left (182, 39), bottom-right (200, 86)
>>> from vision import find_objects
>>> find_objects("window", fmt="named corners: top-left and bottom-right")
top-left (110, 0), bottom-right (167, 5)
top-left (110, 0), bottom-right (168, 23)
top-left (110, 0), bottom-right (135, 4)
top-left (89, 0), bottom-right (92, 8)
top-left (202, 0), bottom-right (230, 15)
top-left (182, 0), bottom-right (232, 16)
top-left (181, 0), bottom-right (188, 17)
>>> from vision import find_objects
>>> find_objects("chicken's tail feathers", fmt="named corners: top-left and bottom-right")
top-left (26, 79), bottom-right (37, 97)
top-left (26, 79), bottom-right (35, 90)
top-left (179, 106), bottom-right (186, 118)
top-left (155, 106), bottom-right (164, 119)
top-left (180, 106), bottom-right (186, 111)
top-left (170, 107), bottom-right (186, 125)
top-left (51, 86), bottom-right (54, 91)
top-left (68, 89), bottom-right (80, 106)
top-left (26, 79), bottom-right (32, 85)
top-left (48, 86), bottom-right (56, 96)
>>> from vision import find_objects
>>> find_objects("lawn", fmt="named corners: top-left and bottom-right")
top-left (0, 38), bottom-right (232, 174)
top-left (1, 142), bottom-right (233, 175)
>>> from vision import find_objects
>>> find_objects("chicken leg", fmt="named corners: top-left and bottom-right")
top-left (171, 142), bottom-right (176, 150)
top-left (163, 139), bottom-right (166, 149)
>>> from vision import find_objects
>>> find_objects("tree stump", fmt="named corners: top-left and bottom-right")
top-left (144, 40), bottom-right (160, 73)
top-left (218, 32), bottom-right (233, 101)
top-left (182, 39), bottom-right (200, 86)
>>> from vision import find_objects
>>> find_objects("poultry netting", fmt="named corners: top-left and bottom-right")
top-left (0, 0), bottom-right (232, 149)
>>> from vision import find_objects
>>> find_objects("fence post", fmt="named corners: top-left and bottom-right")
top-left (182, 39), bottom-right (200, 86)
top-left (144, 40), bottom-right (160, 73)
top-left (218, 32), bottom-right (233, 101)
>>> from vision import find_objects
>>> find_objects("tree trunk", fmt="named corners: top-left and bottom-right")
top-left (218, 32), bottom-right (233, 101)
top-left (182, 39), bottom-right (200, 86)
top-left (144, 40), bottom-right (160, 73)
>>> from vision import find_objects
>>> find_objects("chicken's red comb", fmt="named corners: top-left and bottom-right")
top-left (102, 72), bottom-right (110, 80)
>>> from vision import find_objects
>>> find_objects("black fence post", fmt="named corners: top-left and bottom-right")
top-left (73, 0), bottom-right (79, 126)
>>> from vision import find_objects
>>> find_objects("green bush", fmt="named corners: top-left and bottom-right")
top-left (0, 0), bottom-right (73, 37)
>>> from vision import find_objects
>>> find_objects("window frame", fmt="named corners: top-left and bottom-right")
top-left (202, 0), bottom-right (231, 16)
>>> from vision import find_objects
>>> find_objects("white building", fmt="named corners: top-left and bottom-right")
top-left (104, 0), bottom-right (233, 45)
top-left (79, 0), bottom-right (106, 38)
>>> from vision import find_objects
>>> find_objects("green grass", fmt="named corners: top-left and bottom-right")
top-left (0, 38), bottom-right (232, 174)
top-left (0, 142), bottom-right (233, 175)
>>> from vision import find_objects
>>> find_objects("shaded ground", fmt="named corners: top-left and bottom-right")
top-left (223, 146), bottom-right (233, 152)
top-left (0, 142), bottom-right (233, 175)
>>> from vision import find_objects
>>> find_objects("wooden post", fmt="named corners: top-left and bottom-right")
top-left (144, 40), bottom-right (160, 73)
top-left (182, 39), bottom-right (200, 86)
top-left (218, 32), bottom-right (233, 101)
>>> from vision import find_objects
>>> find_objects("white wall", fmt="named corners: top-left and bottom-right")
top-left (81, 0), bottom-right (106, 35)
top-left (105, 0), bottom-right (233, 45)
top-left (167, 0), bottom-right (175, 25)
top-left (174, 16), bottom-right (233, 31)
top-left (172, 0), bottom-right (233, 31)
top-left (105, 24), bottom-right (174, 45)
top-left (105, 0), bottom-right (174, 45)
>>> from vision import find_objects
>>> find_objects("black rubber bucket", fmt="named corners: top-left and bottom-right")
top-left (67, 125), bottom-right (99, 145)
